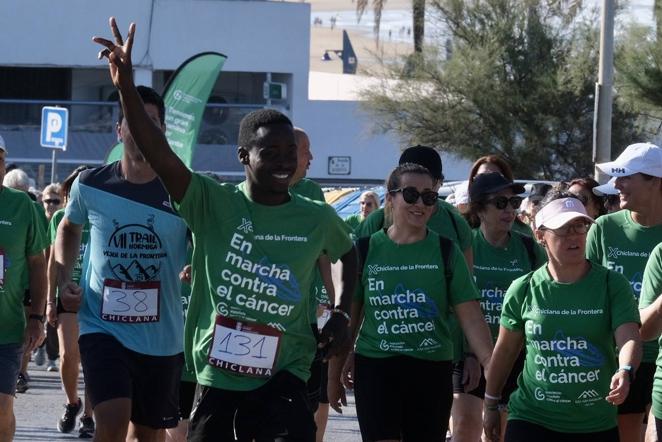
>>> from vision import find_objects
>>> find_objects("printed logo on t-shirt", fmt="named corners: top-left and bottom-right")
top-left (365, 262), bottom-right (439, 276)
top-left (480, 283), bottom-right (506, 325)
top-left (0, 220), bottom-right (12, 226)
top-left (607, 247), bottom-right (649, 259)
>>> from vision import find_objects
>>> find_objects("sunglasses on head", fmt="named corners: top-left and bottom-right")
top-left (389, 187), bottom-right (438, 206)
top-left (44, 198), bottom-right (61, 205)
top-left (486, 196), bottom-right (523, 210)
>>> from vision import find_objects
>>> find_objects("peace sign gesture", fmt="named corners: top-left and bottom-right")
top-left (93, 17), bottom-right (135, 90)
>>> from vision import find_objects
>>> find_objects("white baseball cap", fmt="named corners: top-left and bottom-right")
top-left (596, 142), bottom-right (662, 178)
top-left (0, 134), bottom-right (6, 153)
top-left (535, 197), bottom-right (594, 230)
top-left (592, 177), bottom-right (618, 196)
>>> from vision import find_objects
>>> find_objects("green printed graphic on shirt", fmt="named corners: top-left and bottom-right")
top-left (49, 209), bottom-right (90, 285)
top-left (355, 200), bottom-right (472, 252)
top-left (501, 264), bottom-right (639, 433)
top-left (472, 229), bottom-right (546, 342)
top-left (639, 244), bottom-right (662, 421)
top-left (0, 187), bottom-right (48, 344)
top-left (355, 229), bottom-right (479, 360)
top-left (176, 174), bottom-right (352, 391)
top-left (586, 209), bottom-right (662, 362)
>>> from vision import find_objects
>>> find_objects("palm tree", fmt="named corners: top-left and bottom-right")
top-left (356, 0), bottom-right (426, 53)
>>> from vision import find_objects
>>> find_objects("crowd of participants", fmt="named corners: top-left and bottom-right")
top-left (0, 17), bottom-right (662, 442)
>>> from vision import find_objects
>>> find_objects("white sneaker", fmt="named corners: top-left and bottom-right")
top-left (46, 359), bottom-right (58, 372)
top-left (34, 347), bottom-right (46, 366)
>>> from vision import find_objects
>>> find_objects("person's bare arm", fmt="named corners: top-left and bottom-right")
top-left (24, 252), bottom-right (47, 352)
top-left (606, 322), bottom-right (642, 405)
top-left (455, 300), bottom-right (493, 368)
top-left (93, 17), bottom-right (191, 202)
top-left (640, 296), bottom-right (662, 341)
top-left (54, 218), bottom-right (83, 312)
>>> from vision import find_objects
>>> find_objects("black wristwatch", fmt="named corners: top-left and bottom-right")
top-left (28, 313), bottom-right (45, 323)
top-left (617, 365), bottom-right (635, 383)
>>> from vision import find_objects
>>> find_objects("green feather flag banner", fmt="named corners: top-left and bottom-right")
top-left (105, 52), bottom-right (227, 167)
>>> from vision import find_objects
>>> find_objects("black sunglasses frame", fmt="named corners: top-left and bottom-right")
top-left (389, 187), bottom-right (439, 206)
top-left (486, 196), bottom-right (523, 210)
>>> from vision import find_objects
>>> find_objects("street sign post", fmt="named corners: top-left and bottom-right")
top-left (40, 106), bottom-right (68, 183)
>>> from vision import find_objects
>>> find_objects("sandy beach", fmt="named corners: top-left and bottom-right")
top-left (286, 0), bottom-right (416, 73)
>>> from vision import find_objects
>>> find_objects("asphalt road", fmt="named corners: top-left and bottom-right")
top-left (13, 361), bottom-right (361, 441)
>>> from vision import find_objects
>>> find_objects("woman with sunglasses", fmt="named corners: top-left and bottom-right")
top-left (330, 163), bottom-right (493, 441)
top-left (563, 177), bottom-right (607, 220)
top-left (345, 190), bottom-right (380, 231)
top-left (451, 173), bottom-right (547, 442)
top-left (483, 191), bottom-right (641, 442)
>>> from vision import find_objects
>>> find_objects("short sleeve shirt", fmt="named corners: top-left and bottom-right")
top-left (175, 173), bottom-right (353, 391)
top-left (586, 209), bottom-right (662, 362)
top-left (0, 187), bottom-right (48, 344)
top-left (639, 244), bottom-right (662, 420)
top-left (355, 229), bottom-right (479, 360)
top-left (65, 162), bottom-right (188, 356)
top-left (502, 264), bottom-right (639, 433)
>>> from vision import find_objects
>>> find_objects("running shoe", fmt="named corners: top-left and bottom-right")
top-left (34, 347), bottom-right (46, 366)
top-left (57, 397), bottom-right (82, 433)
top-left (78, 414), bottom-right (95, 439)
top-left (15, 373), bottom-right (29, 393)
top-left (46, 359), bottom-right (58, 372)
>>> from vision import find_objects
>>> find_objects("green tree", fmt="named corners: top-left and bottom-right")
top-left (361, 0), bottom-right (640, 179)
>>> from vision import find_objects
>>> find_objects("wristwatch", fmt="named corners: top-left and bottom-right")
top-left (617, 365), bottom-right (634, 383)
top-left (28, 313), bottom-right (45, 323)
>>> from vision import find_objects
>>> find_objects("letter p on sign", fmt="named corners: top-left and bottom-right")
top-left (40, 106), bottom-right (68, 150)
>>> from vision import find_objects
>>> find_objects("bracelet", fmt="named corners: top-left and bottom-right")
top-left (28, 314), bottom-right (44, 323)
top-left (484, 392), bottom-right (501, 401)
top-left (331, 308), bottom-right (350, 322)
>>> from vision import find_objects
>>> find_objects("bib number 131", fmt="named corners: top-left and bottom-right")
top-left (208, 316), bottom-right (281, 378)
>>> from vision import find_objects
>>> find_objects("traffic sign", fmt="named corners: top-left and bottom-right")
top-left (40, 106), bottom-right (68, 150)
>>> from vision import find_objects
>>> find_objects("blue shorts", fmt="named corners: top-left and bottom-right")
top-left (0, 343), bottom-right (24, 395)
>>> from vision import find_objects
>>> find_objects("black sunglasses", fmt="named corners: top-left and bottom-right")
top-left (43, 198), bottom-right (61, 205)
top-left (389, 187), bottom-right (438, 206)
top-left (486, 196), bottom-right (523, 210)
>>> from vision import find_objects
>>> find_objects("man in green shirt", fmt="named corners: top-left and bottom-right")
top-left (587, 142), bottom-right (662, 442)
top-left (93, 19), bottom-right (357, 442)
top-left (0, 137), bottom-right (48, 441)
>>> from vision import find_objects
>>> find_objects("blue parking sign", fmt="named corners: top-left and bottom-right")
top-left (40, 106), bottom-right (68, 150)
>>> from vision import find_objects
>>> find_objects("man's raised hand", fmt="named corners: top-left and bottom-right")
top-left (92, 17), bottom-right (135, 89)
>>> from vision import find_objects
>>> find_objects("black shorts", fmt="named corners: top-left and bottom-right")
top-left (188, 370), bottom-right (316, 442)
top-left (0, 343), bottom-right (24, 395)
top-left (354, 353), bottom-right (453, 442)
top-left (79, 333), bottom-right (183, 429)
top-left (453, 352), bottom-right (524, 406)
top-left (179, 379), bottom-right (197, 420)
top-left (306, 348), bottom-right (324, 412)
top-left (618, 361), bottom-right (655, 414)
top-left (505, 419), bottom-right (618, 442)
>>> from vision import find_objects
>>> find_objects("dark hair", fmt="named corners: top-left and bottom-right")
top-left (61, 165), bottom-right (91, 201)
top-left (468, 155), bottom-right (514, 182)
top-left (118, 86), bottom-right (165, 125)
top-left (238, 109), bottom-right (293, 149)
top-left (539, 189), bottom-right (576, 209)
top-left (384, 163), bottom-right (435, 227)
top-left (386, 162), bottom-right (435, 191)
top-left (567, 177), bottom-right (607, 217)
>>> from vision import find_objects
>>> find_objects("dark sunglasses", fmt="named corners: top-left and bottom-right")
top-left (486, 196), bottom-right (523, 210)
top-left (43, 199), bottom-right (61, 205)
top-left (389, 187), bottom-right (438, 206)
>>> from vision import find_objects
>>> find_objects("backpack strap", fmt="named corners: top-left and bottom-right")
top-left (516, 232), bottom-right (538, 271)
top-left (438, 235), bottom-right (454, 295)
top-left (356, 236), bottom-right (371, 278)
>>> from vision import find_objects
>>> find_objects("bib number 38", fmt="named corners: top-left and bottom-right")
top-left (208, 316), bottom-right (282, 378)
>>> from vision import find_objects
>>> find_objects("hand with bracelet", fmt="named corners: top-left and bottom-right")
top-left (318, 308), bottom-right (351, 360)
top-left (483, 392), bottom-right (502, 442)
top-left (46, 299), bottom-right (58, 327)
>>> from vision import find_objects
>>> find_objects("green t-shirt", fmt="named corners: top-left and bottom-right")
top-left (501, 264), bottom-right (639, 433)
top-left (354, 229), bottom-right (479, 360)
top-left (49, 208), bottom-right (90, 285)
top-left (586, 209), bottom-right (662, 362)
top-left (175, 173), bottom-right (353, 391)
top-left (355, 200), bottom-right (472, 253)
top-left (638, 243), bottom-right (662, 420)
top-left (472, 229), bottom-right (546, 343)
top-left (344, 214), bottom-right (362, 232)
top-left (512, 220), bottom-right (534, 237)
top-left (0, 187), bottom-right (48, 344)
top-left (290, 178), bottom-right (325, 202)
top-left (289, 178), bottom-right (330, 319)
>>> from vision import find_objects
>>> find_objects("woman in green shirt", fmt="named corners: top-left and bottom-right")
top-left (331, 163), bottom-right (493, 441)
top-left (484, 191), bottom-right (641, 441)
top-left (345, 190), bottom-right (379, 231)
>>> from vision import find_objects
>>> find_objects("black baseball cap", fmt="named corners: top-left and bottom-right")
top-left (469, 172), bottom-right (525, 201)
top-left (399, 145), bottom-right (443, 181)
